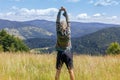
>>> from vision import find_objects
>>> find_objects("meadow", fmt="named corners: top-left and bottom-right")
top-left (0, 52), bottom-right (120, 80)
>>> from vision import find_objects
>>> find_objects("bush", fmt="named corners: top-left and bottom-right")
top-left (106, 42), bottom-right (120, 55)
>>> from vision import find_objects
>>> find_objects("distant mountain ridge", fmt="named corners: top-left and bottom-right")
top-left (0, 19), bottom-right (119, 39)
top-left (25, 27), bottom-right (120, 55)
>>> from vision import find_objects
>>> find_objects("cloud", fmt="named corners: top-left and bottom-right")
top-left (0, 7), bottom-right (58, 21)
top-left (76, 13), bottom-right (119, 24)
top-left (90, 0), bottom-right (120, 6)
top-left (107, 16), bottom-right (118, 20)
top-left (111, 16), bottom-right (117, 19)
top-left (77, 13), bottom-right (90, 19)
top-left (18, 8), bottom-right (58, 16)
top-left (67, 0), bottom-right (80, 2)
top-left (93, 13), bottom-right (102, 17)
top-left (0, 7), bottom-right (119, 24)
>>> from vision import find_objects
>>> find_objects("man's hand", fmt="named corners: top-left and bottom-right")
top-left (61, 6), bottom-right (66, 11)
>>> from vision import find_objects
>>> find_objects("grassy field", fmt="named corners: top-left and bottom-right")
top-left (0, 52), bottom-right (120, 80)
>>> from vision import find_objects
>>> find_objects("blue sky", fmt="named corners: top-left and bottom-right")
top-left (0, 0), bottom-right (120, 24)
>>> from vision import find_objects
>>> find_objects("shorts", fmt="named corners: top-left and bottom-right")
top-left (56, 50), bottom-right (73, 70)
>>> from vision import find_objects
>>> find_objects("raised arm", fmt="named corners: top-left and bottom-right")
top-left (56, 9), bottom-right (61, 23)
top-left (62, 8), bottom-right (70, 27)
top-left (63, 10), bottom-right (69, 23)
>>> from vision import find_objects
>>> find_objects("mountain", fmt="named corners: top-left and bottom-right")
top-left (25, 27), bottom-right (120, 55)
top-left (0, 19), bottom-right (119, 39)
top-left (4, 26), bottom-right (53, 39)
top-left (0, 19), bottom-right (54, 39)
top-left (73, 27), bottom-right (120, 55)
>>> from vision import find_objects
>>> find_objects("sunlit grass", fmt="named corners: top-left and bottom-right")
top-left (0, 52), bottom-right (120, 80)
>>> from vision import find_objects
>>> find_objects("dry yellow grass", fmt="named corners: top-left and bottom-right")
top-left (0, 52), bottom-right (120, 80)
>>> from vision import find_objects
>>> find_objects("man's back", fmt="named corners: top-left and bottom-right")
top-left (55, 9), bottom-right (71, 51)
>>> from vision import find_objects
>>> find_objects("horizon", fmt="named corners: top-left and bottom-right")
top-left (0, 18), bottom-right (120, 25)
top-left (0, 0), bottom-right (120, 24)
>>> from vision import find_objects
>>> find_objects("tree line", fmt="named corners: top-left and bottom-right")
top-left (0, 30), bottom-right (29, 52)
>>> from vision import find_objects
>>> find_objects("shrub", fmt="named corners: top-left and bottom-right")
top-left (106, 42), bottom-right (120, 55)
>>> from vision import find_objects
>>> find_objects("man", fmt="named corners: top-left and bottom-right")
top-left (55, 7), bottom-right (75, 80)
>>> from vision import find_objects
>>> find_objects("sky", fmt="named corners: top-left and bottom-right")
top-left (0, 0), bottom-right (120, 24)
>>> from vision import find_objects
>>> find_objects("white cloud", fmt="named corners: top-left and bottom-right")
top-left (76, 13), bottom-right (119, 24)
top-left (93, 13), bottom-right (101, 17)
top-left (17, 8), bottom-right (58, 18)
top-left (0, 7), bottom-right (58, 21)
top-left (77, 13), bottom-right (90, 19)
top-left (107, 16), bottom-right (118, 20)
top-left (67, 0), bottom-right (80, 2)
top-left (93, 13), bottom-right (102, 17)
top-left (103, 16), bottom-right (119, 24)
top-left (111, 16), bottom-right (117, 19)
top-left (90, 0), bottom-right (120, 6)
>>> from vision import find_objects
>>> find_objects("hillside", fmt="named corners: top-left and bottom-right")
top-left (25, 27), bottom-right (120, 55)
top-left (25, 38), bottom-right (55, 49)
top-left (0, 19), bottom-right (119, 39)
top-left (73, 27), bottom-right (120, 55)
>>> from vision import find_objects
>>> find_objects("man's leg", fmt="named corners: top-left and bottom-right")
top-left (69, 69), bottom-right (75, 80)
top-left (64, 50), bottom-right (75, 80)
top-left (55, 69), bottom-right (61, 80)
top-left (55, 51), bottom-right (63, 80)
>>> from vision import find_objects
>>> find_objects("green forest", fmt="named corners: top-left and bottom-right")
top-left (0, 30), bottom-right (29, 52)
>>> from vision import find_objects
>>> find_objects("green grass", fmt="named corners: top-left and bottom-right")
top-left (0, 52), bottom-right (120, 80)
